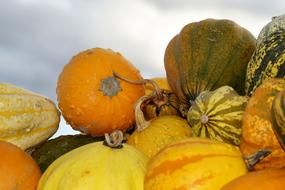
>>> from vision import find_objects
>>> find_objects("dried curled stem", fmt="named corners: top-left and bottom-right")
top-left (104, 130), bottom-right (124, 148)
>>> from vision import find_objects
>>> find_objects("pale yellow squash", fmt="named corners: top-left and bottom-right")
top-left (37, 132), bottom-right (148, 190)
top-left (0, 83), bottom-right (60, 150)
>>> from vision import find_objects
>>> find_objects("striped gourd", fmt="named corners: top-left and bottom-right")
top-left (187, 86), bottom-right (248, 146)
top-left (0, 83), bottom-right (60, 150)
top-left (245, 15), bottom-right (285, 96)
top-left (145, 137), bottom-right (268, 190)
top-left (272, 89), bottom-right (285, 150)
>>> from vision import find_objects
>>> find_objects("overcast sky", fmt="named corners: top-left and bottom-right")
top-left (1, 0), bottom-right (284, 137)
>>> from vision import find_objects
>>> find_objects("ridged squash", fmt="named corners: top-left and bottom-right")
top-left (127, 95), bottom-right (192, 157)
top-left (245, 14), bottom-right (285, 96)
top-left (144, 137), bottom-right (268, 190)
top-left (221, 168), bottom-right (285, 190)
top-left (164, 19), bottom-right (256, 114)
top-left (272, 89), bottom-right (285, 150)
top-left (31, 134), bottom-right (104, 172)
top-left (0, 83), bottom-right (60, 150)
top-left (241, 78), bottom-right (285, 170)
top-left (187, 86), bottom-right (248, 146)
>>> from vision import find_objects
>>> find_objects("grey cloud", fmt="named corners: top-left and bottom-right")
top-left (144, 0), bottom-right (285, 17)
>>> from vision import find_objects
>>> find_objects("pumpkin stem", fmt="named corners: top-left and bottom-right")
top-left (134, 94), bottom-right (154, 132)
top-left (104, 130), bottom-right (124, 148)
top-left (243, 149), bottom-right (271, 171)
top-left (113, 71), bottom-right (163, 99)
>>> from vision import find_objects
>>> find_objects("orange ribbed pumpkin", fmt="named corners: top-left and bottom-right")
top-left (57, 48), bottom-right (145, 136)
top-left (240, 78), bottom-right (285, 170)
top-left (221, 168), bottom-right (285, 190)
top-left (0, 141), bottom-right (41, 190)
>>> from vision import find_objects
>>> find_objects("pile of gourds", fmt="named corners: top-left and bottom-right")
top-left (0, 14), bottom-right (285, 190)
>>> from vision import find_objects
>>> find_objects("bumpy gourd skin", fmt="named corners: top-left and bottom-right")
top-left (57, 48), bottom-right (145, 136)
top-left (145, 138), bottom-right (248, 190)
top-left (164, 19), bottom-right (256, 112)
top-left (241, 78), bottom-right (285, 170)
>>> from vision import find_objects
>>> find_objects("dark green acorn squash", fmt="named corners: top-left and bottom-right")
top-left (30, 134), bottom-right (104, 172)
top-left (164, 19), bottom-right (256, 115)
top-left (245, 14), bottom-right (285, 96)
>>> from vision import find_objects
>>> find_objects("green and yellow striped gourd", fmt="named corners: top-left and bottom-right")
top-left (245, 14), bottom-right (285, 96)
top-left (187, 86), bottom-right (248, 146)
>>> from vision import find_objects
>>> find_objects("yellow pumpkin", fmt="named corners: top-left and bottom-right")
top-left (37, 130), bottom-right (148, 190)
top-left (144, 138), bottom-right (268, 190)
top-left (127, 95), bottom-right (192, 157)
top-left (0, 83), bottom-right (60, 150)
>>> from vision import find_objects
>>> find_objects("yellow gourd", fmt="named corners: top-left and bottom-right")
top-left (37, 130), bottom-right (148, 190)
top-left (0, 83), bottom-right (60, 150)
top-left (127, 95), bottom-right (192, 158)
top-left (145, 77), bottom-right (171, 95)
top-left (145, 137), bottom-right (270, 190)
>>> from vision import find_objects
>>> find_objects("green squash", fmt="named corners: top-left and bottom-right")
top-left (164, 18), bottom-right (256, 115)
top-left (30, 134), bottom-right (104, 172)
top-left (187, 86), bottom-right (248, 146)
top-left (245, 14), bottom-right (285, 96)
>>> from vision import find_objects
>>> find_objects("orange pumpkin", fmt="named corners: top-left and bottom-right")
top-left (145, 77), bottom-right (171, 95)
top-left (240, 78), bottom-right (285, 170)
top-left (0, 141), bottom-right (41, 190)
top-left (57, 48), bottom-right (145, 136)
top-left (221, 168), bottom-right (285, 190)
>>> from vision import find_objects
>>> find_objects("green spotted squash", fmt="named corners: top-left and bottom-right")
top-left (187, 86), bottom-right (248, 146)
top-left (164, 19), bottom-right (256, 115)
top-left (245, 14), bottom-right (285, 96)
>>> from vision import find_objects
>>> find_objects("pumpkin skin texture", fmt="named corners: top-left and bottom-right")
top-left (272, 89), bottom-right (285, 150)
top-left (221, 168), bottom-right (285, 190)
top-left (37, 142), bottom-right (148, 190)
top-left (31, 134), bottom-right (104, 172)
top-left (245, 15), bottom-right (285, 96)
top-left (187, 86), bottom-right (248, 146)
top-left (0, 83), bottom-right (60, 150)
top-left (144, 138), bottom-right (248, 190)
top-left (0, 141), bottom-right (41, 190)
top-left (127, 115), bottom-right (192, 158)
top-left (240, 78), bottom-right (285, 170)
top-left (57, 48), bottom-right (145, 136)
top-left (164, 19), bottom-right (256, 113)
